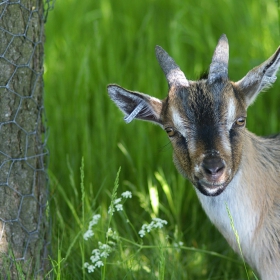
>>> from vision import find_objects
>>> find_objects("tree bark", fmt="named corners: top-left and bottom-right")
top-left (0, 0), bottom-right (49, 278)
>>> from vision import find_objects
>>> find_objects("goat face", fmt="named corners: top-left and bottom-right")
top-left (108, 34), bottom-right (280, 197)
top-left (163, 80), bottom-right (247, 196)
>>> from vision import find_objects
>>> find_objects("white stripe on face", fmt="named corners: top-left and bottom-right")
top-left (215, 98), bottom-right (235, 152)
top-left (227, 98), bottom-right (236, 129)
top-left (171, 107), bottom-right (186, 136)
top-left (171, 107), bottom-right (197, 152)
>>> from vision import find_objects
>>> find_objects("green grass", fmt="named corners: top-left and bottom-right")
top-left (44, 0), bottom-right (279, 278)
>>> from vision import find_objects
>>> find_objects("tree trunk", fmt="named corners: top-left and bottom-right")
top-left (0, 0), bottom-right (49, 278)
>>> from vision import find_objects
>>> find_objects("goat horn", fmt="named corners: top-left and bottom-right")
top-left (208, 34), bottom-right (229, 84)
top-left (155, 45), bottom-right (189, 88)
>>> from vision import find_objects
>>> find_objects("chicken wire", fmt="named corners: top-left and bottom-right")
top-left (0, 0), bottom-right (52, 278)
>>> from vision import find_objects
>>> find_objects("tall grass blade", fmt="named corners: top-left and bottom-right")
top-left (225, 204), bottom-right (258, 280)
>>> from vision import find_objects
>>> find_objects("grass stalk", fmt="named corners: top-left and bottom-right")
top-left (101, 167), bottom-right (121, 280)
top-left (225, 204), bottom-right (258, 280)
top-left (80, 157), bottom-right (86, 280)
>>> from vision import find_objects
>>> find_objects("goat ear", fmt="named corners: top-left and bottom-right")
top-left (235, 47), bottom-right (280, 107)
top-left (107, 84), bottom-right (163, 126)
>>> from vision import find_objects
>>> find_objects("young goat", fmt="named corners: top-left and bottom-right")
top-left (107, 35), bottom-right (280, 279)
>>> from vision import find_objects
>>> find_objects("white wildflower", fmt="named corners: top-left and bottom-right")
top-left (108, 240), bottom-right (116, 246)
top-left (95, 260), bottom-right (104, 268)
top-left (114, 197), bottom-right (122, 205)
top-left (115, 204), bottom-right (123, 211)
top-left (108, 205), bottom-right (115, 215)
top-left (106, 228), bottom-right (119, 240)
top-left (86, 243), bottom-right (110, 273)
top-left (108, 191), bottom-right (132, 215)
top-left (84, 214), bottom-right (101, 240)
top-left (100, 250), bottom-right (110, 258)
top-left (83, 229), bottom-right (94, 240)
top-left (92, 214), bottom-right (101, 223)
top-left (84, 262), bottom-right (89, 268)
top-left (89, 214), bottom-right (101, 227)
top-left (139, 218), bottom-right (168, 238)
top-left (88, 264), bottom-right (95, 273)
top-left (98, 242), bottom-right (111, 251)
top-left (84, 249), bottom-right (103, 273)
top-left (92, 249), bottom-right (100, 255)
top-left (97, 242), bottom-right (113, 259)
top-left (90, 254), bottom-right (100, 263)
top-left (121, 191), bottom-right (132, 199)
top-left (90, 249), bottom-right (101, 263)
top-left (152, 217), bottom-right (168, 229)
top-left (106, 228), bottom-right (113, 237)
top-left (84, 262), bottom-right (95, 273)
top-left (139, 228), bottom-right (146, 238)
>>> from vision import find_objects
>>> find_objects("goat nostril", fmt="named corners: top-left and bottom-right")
top-left (202, 157), bottom-right (225, 176)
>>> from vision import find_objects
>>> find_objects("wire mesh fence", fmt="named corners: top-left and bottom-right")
top-left (0, 0), bottom-right (53, 278)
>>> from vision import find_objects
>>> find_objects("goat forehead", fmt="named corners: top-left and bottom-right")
top-left (174, 84), bottom-right (226, 125)
top-left (166, 82), bottom-right (242, 129)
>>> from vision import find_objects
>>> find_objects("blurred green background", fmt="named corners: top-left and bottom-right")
top-left (44, 0), bottom-right (279, 278)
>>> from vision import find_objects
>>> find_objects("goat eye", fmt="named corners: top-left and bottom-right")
top-left (165, 127), bottom-right (176, 137)
top-left (233, 117), bottom-right (246, 128)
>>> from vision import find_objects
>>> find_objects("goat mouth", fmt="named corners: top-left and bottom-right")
top-left (196, 179), bottom-right (229, 196)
